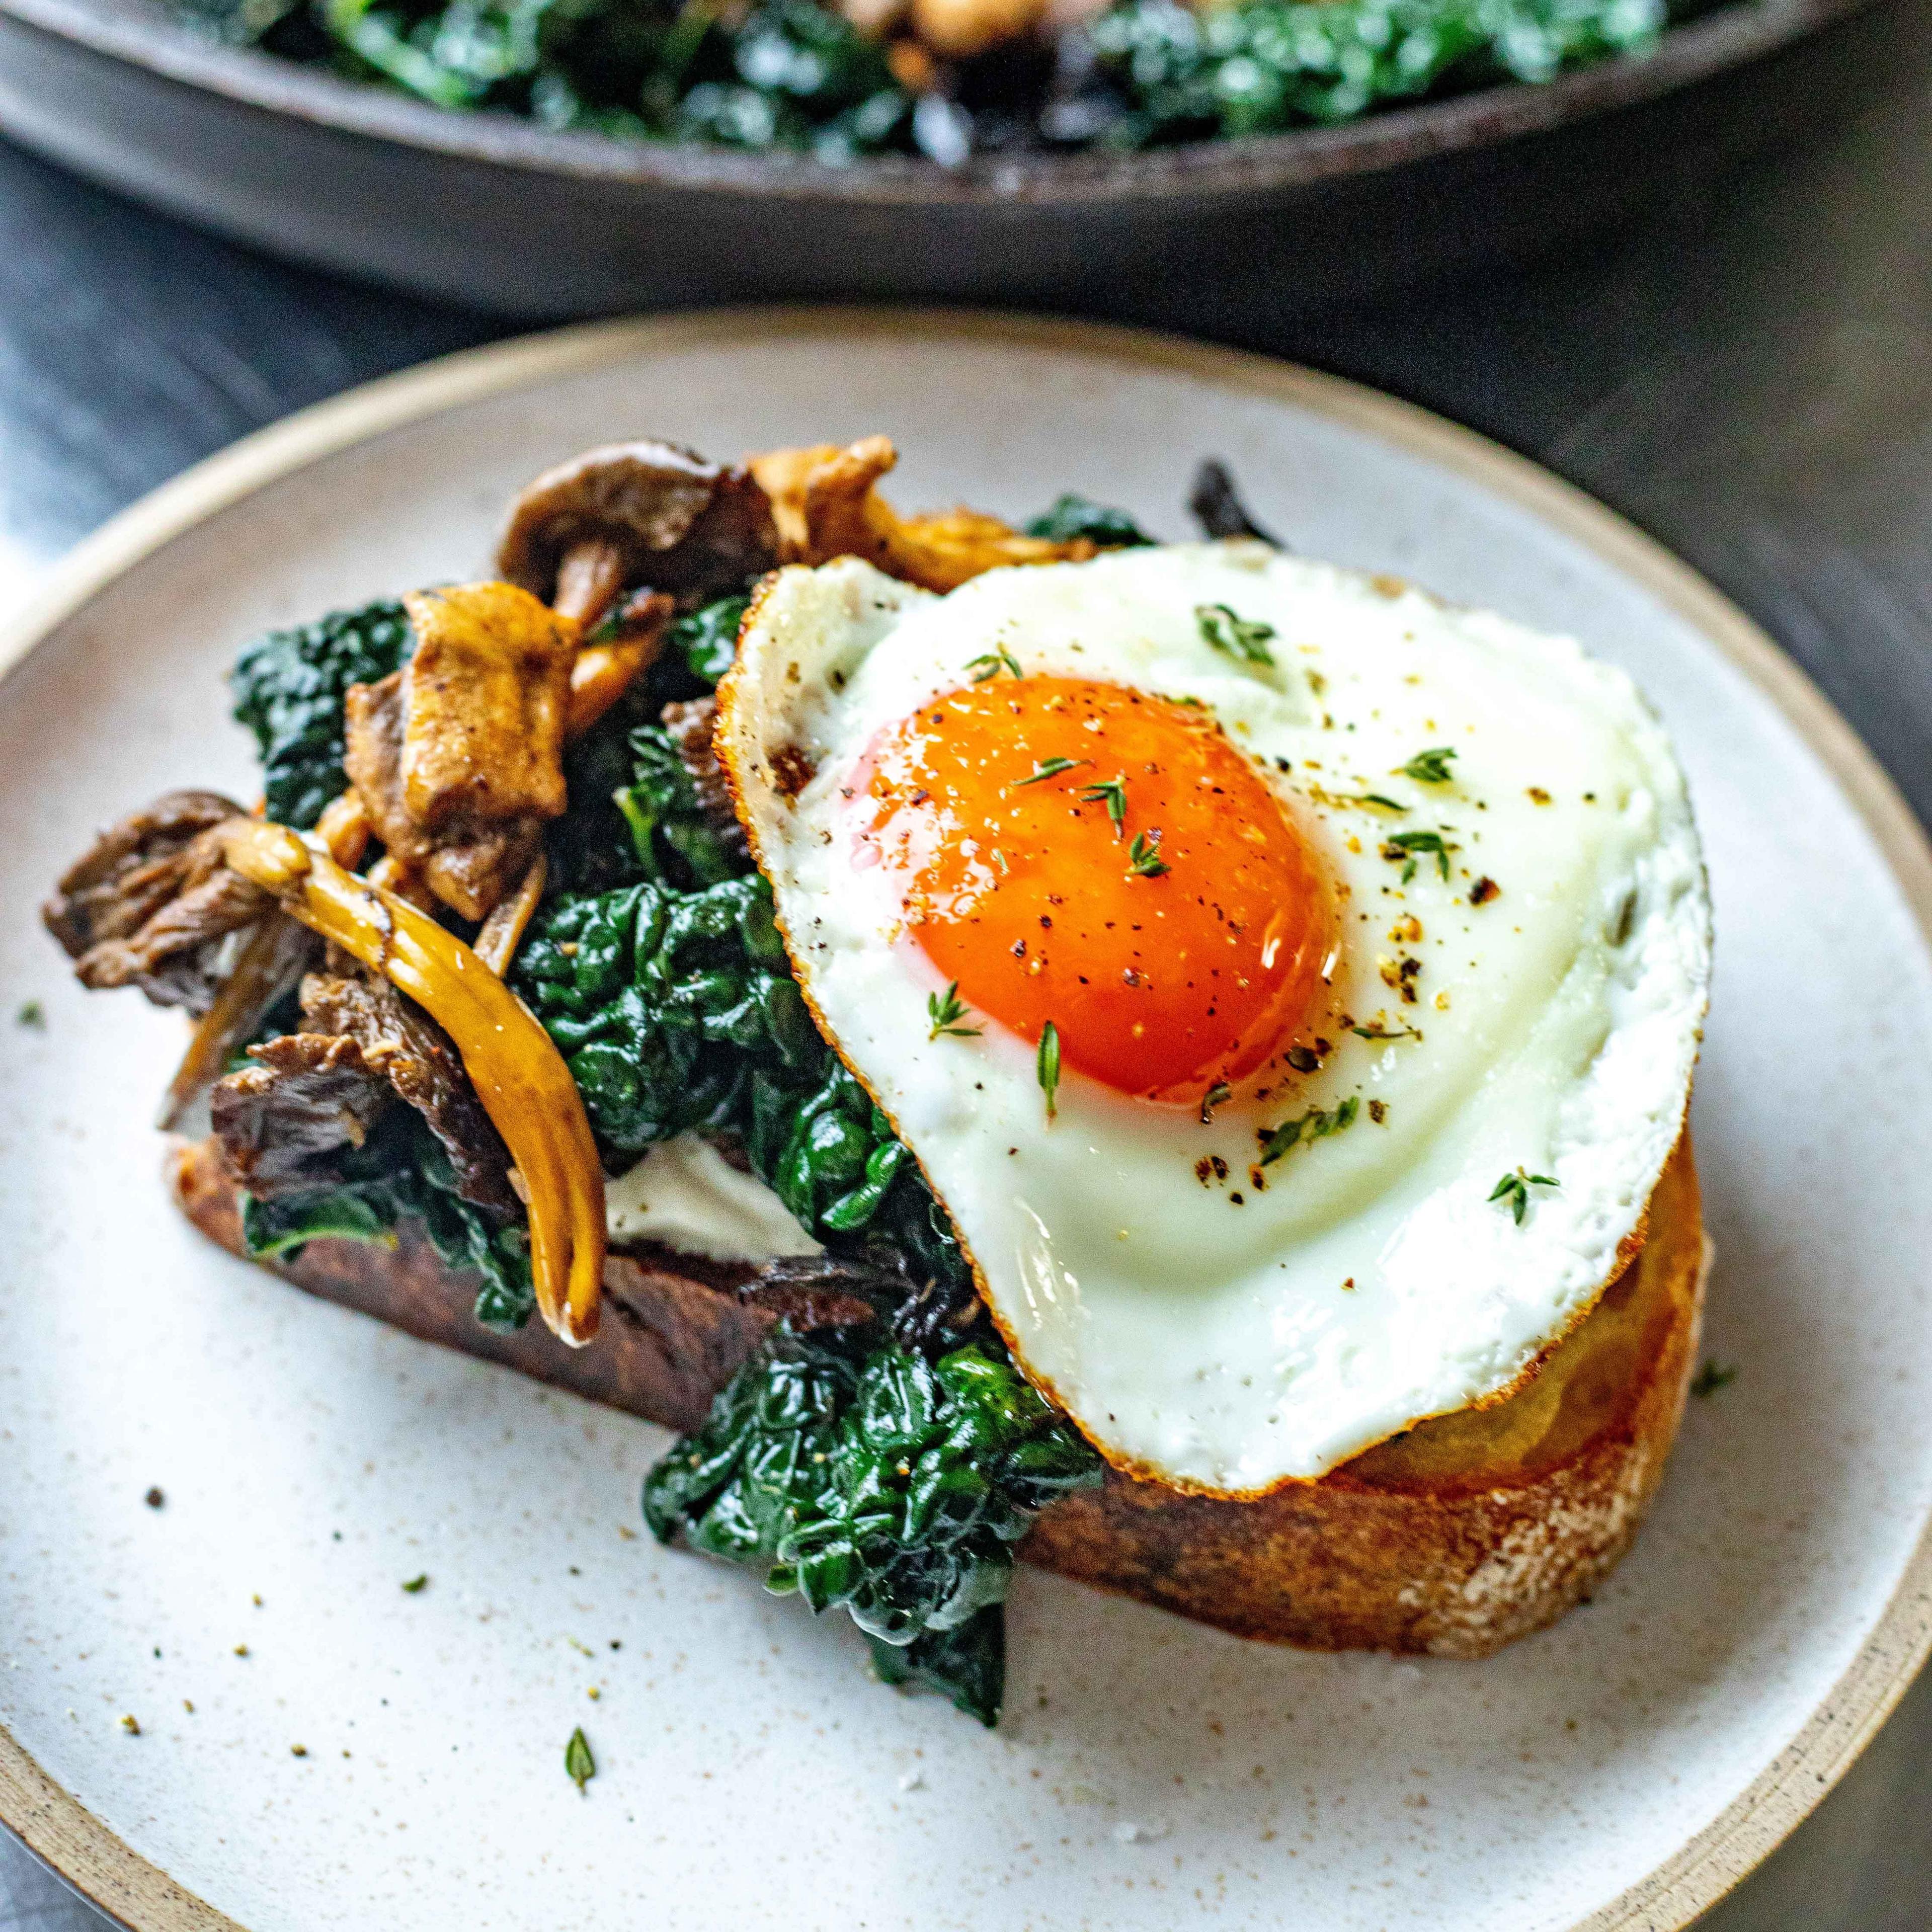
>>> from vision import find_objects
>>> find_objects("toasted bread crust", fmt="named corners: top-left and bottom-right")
top-left (171, 1130), bottom-right (1703, 1658)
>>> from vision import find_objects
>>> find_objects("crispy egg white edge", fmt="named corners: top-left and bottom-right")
top-left (716, 546), bottom-right (1712, 1490)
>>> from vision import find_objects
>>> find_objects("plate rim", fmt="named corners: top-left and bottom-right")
top-left (3, 304), bottom-right (1928, 1932)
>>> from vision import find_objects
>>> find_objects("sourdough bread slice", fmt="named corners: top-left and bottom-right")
top-left (171, 1130), bottom-right (1704, 1659)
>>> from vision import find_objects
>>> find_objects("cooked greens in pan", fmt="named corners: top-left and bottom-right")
top-left (181, 0), bottom-right (1684, 163)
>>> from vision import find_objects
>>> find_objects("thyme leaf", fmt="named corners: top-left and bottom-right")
top-left (1078, 775), bottom-right (1128, 837)
top-left (1257, 1094), bottom-right (1359, 1165)
top-left (1690, 1360), bottom-right (1737, 1397)
top-left (1401, 747), bottom-right (1458, 784)
top-left (1128, 829), bottom-right (1169, 877)
top-left (927, 981), bottom-right (983, 1040)
top-left (565, 1726), bottom-right (595, 1792)
top-left (1014, 757), bottom-right (1087, 787)
top-left (1037, 1020), bottom-right (1061, 1119)
top-left (1194, 602), bottom-right (1276, 667)
top-left (1488, 1168), bottom-right (1558, 1225)
top-left (1381, 829), bottom-right (1456, 883)
top-left (967, 645), bottom-right (1021, 682)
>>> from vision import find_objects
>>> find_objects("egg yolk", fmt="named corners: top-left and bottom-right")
top-left (856, 676), bottom-right (1335, 1101)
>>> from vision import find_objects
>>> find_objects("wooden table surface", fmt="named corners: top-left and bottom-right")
top-left (2, 25), bottom-right (1930, 1919)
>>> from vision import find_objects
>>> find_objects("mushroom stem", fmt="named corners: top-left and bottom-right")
top-left (220, 819), bottom-right (607, 1348)
top-left (566, 591), bottom-right (674, 739)
top-left (552, 539), bottom-right (629, 628)
top-left (474, 852), bottom-right (547, 976)
top-left (313, 788), bottom-right (373, 870)
top-left (155, 913), bottom-right (319, 1134)
top-left (156, 789), bottom-right (373, 1135)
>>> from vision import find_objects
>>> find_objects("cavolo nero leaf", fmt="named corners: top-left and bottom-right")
top-left (235, 1113), bottom-right (536, 1331)
top-left (643, 1326), bottom-right (1102, 1724)
top-left (671, 595), bottom-right (749, 686)
top-left (512, 870), bottom-right (822, 1160)
top-left (618, 723), bottom-right (744, 887)
top-left (230, 599), bottom-right (413, 829)
top-left (1087, 0), bottom-right (1667, 144)
top-left (1024, 494), bottom-right (1152, 548)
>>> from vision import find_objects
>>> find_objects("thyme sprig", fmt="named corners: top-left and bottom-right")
top-left (1128, 829), bottom-right (1169, 877)
top-left (927, 981), bottom-right (983, 1040)
top-left (1400, 747), bottom-right (1458, 784)
top-left (1037, 1020), bottom-right (1062, 1119)
top-left (1489, 1167), bottom-right (1558, 1224)
top-left (968, 645), bottom-right (1021, 682)
top-left (1078, 775), bottom-right (1129, 837)
top-left (1015, 757), bottom-right (1088, 787)
top-left (1195, 602), bottom-right (1276, 667)
top-left (1382, 829), bottom-right (1456, 882)
top-left (1257, 1094), bottom-right (1359, 1165)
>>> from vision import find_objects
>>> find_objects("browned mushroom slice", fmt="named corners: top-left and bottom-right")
top-left (344, 669), bottom-right (517, 917)
top-left (747, 436), bottom-right (1103, 593)
top-left (342, 583), bottom-right (574, 924)
top-left (299, 969), bottom-right (516, 1213)
top-left (43, 790), bottom-right (275, 1013)
top-left (210, 965), bottom-right (516, 1217)
top-left (473, 853), bottom-right (548, 977)
top-left (342, 669), bottom-right (416, 858)
top-left (211, 1031), bottom-right (395, 1198)
top-left (400, 583), bottom-right (575, 829)
top-left (497, 440), bottom-right (781, 627)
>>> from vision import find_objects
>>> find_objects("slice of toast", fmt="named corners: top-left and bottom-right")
top-left (171, 1130), bottom-right (1704, 1659)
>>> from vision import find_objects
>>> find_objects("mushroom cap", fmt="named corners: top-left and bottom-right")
top-left (496, 440), bottom-right (780, 605)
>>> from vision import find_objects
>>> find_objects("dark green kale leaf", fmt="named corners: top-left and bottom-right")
top-left (1024, 494), bottom-right (1152, 548)
top-left (1086, 0), bottom-right (1666, 144)
top-left (512, 872), bottom-right (822, 1160)
top-left (670, 594), bottom-right (749, 687)
top-left (254, 0), bottom-right (914, 156)
top-left (179, 0), bottom-right (1679, 156)
top-left (545, 599), bottom-right (751, 895)
top-left (674, 0), bottom-right (910, 158)
top-left (239, 1183), bottom-right (398, 1258)
top-left (618, 723), bottom-right (744, 887)
top-left (546, 707), bottom-right (653, 897)
top-left (235, 1112), bottom-right (535, 1330)
top-left (756, 1056), bottom-right (909, 1235)
top-left (643, 1325), bottom-right (1102, 1723)
top-left (401, 1138), bottom-right (537, 1330)
top-left (230, 600), bottom-right (412, 829)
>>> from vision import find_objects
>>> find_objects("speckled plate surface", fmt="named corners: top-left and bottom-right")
top-left (3, 310), bottom-right (1930, 1932)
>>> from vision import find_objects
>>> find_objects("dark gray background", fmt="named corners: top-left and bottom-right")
top-left (3, 25), bottom-right (1929, 1920)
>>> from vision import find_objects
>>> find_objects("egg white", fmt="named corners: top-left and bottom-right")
top-left (717, 543), bottom-right (1711, 1490)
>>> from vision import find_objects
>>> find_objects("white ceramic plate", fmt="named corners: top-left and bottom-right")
top-left (3, 311), bottom-right (1930, 1932)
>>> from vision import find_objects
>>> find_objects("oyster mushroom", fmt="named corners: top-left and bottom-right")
top-left (496, 440), bottom-right (781, 628)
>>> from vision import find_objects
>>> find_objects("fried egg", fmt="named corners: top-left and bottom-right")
top-left (716, 542), bottom-right (1711, 1491)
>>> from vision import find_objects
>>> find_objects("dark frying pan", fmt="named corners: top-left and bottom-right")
top-left (0, 0), bottom-right (1890, 316)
